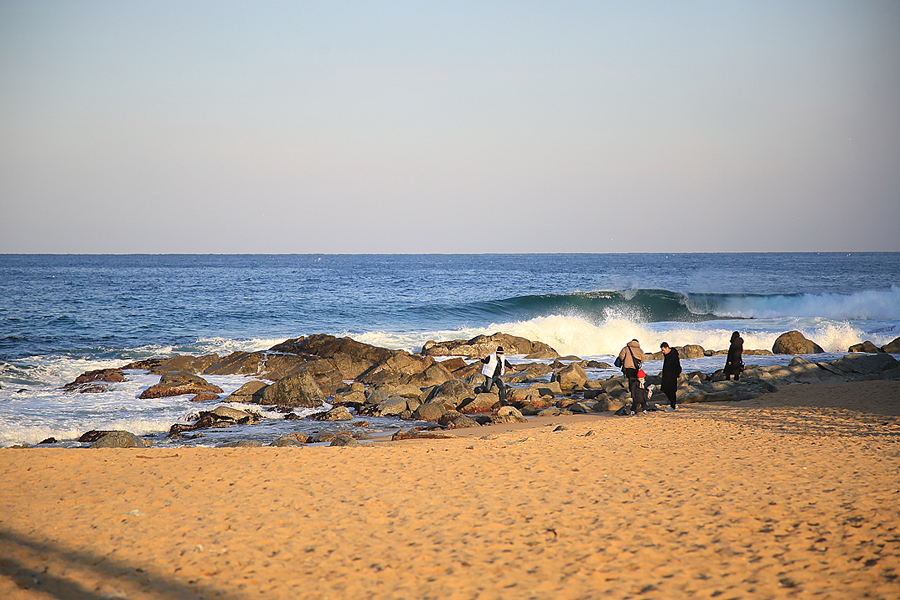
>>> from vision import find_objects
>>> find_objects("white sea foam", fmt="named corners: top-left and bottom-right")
top-left (355, 314), bottom-right (898, 357)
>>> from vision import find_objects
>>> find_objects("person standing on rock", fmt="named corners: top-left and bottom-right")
top-left (616, 339), bottom-right (645, 411)
top-left (659, 342), bottom-right (682, 410)
top-left (724, 331), bottom-right (744, 381)
top-left (481, 346), bottom-right (513, 404)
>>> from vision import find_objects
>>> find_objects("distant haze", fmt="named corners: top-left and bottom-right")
top-left (1, 1), bottom-right (898, 253)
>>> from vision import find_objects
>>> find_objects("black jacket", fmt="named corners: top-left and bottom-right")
top-left (661, 348), bottom-right (682, 382)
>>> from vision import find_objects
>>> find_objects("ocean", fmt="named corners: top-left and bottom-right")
top-left (1, 253), bottom-right (898, 448)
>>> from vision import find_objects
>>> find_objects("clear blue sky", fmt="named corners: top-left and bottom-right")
top-left (1, 1), bottom-right (898, 253)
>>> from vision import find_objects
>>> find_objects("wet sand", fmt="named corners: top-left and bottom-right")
top-left (2, 380), bottom-right (899, 599)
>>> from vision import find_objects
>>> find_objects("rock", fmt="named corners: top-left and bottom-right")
top-left (271, 437), bottom-right (305, 447)
top-left (330, 434), bottom-right (360, 447)
top-left (421, 333), bottom-right (559, 359)
top-left (39, 437), bottom-right (57, 444)
top-left (333, 390), bottom-right (367, 405)
top-left (829, 353), bottom-right (899, 376)
top-left (849, 341), bottom-right (882, 353)
top-left (225, 380), bottom-right (269, 403)
top-left (190, 392), bottom-right (220, 402)
top-left (883, 336), bottom-right (900, 354)
top-left (63, 368), bottom-right (126, 392)
top-left (391, 429), bottom-right (457, 441)
top-left (373, 382), bottom-right (425, 399)
top-left (407, 361), bottom-right (454, 388)
top-left (373, 397), bottom-right (410, 417)
top-left (90, 431), bottom-right (152, 448)
top-left (530, 381), bottom-right (563, 397)
top-left (493, 406), bottom-right (527, 424)
top-left (438, 357), bottom-right (468, 372)
top-left (413, 402), bottom-right (446, 422)
top-left (310, 406), bottom-right (353, 421)
top-left (79, 430), bottom-right (114, 443)
top-left (424, 379), bottom-right (475, 410)
top-left (458, 392), bottom-right (501, 414)
top-left (772, 331), bottom-right (825, 354)
top-left (448, 415), bottom-right (480, 428)
top-left (592, 396), bottom-right (625, 412)
top-left (309, 431), bottom-right (337, 444)
top-left (551, 363), bottom-right (588, 391)
top-left (138, 371), bottom-right (224, 400)
top-left (221, 440), bottom-right (263, 448)
top-left (201, 352), bottom-right (264, 376)
top-left (258, 369), bottom-right (325, 407)
top-left (680, 344), bottom-right (706, 359)
top-left (536, 407), bottom-right (561, 417)
top-left (211, 406), bottom-right (256, 421)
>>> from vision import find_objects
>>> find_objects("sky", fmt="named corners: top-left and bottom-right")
top-left (1, 1), bottom-right (898, 253)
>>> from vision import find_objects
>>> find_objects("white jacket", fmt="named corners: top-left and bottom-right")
top-left (481, 353), bottom-right (506, 377)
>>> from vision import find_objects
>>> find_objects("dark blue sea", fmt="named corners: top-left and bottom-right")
top-left (2, 253), bottom-right (898, 447)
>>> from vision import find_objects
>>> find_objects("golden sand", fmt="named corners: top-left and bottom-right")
top-left (2, 380), bottom-right (899, 599)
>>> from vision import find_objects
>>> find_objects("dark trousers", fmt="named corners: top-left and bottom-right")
top-left (484, 375), bottom-right (507, 403)
top-left (661, 379), bottom-right (677, 408)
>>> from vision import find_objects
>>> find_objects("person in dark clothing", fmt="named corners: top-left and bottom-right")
top-left (480, 346), bottom-right (513, 403)
top-left (617, 339), bottom-right (645, 414)
top-left (630, 369), bottom-right (650, 415)
top-left (659, 342), bottom-right (682, 410)
top-left (724, 331), bottom-right (744, 381)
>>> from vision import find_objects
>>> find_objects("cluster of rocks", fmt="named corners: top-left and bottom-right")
top-left (55, 330), bottom-right (900, 448)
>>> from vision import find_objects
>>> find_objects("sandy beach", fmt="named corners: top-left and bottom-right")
top-left (2, 380), bottom-right (899, 600)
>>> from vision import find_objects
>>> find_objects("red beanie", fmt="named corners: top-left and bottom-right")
top-left (637, 369), bottom-right (646, 379)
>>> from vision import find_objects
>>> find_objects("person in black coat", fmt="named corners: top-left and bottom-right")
top-left (724, 331), bottom-right (744, 381)
top-left (659, 342), bottom-right (682, 409)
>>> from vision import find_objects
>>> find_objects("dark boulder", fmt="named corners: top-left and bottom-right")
top-left (63, 368), bottom-right (125, 392)
top-left (202, 352), bottom-right (264, 376)
top-left (330, 434), bottom-right (360, 447)
top-left (90, 431), bottom-right (152, 448)
top-left (139, 371), bottom-right (224, 399)
top-left (849, 341), bottom-right (882, 353)
top-left (772, 331), bottom-right (825, 354)
top-left (225, 380), bottom-right (269, 403)
top-left (881, 336), bottom-right (900, 354)
top-left (421, 333), bottom-right (559, 359)
top-left (258, 369), bottom-right (324, 407)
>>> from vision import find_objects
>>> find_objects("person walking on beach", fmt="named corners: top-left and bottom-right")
top-left (724, 331), bottom-right (744, 381)
top-left (481, 346), bottom-right (513, 404)
top-left (659, 342), bottom-right (682, 410)
top-left (616, 339), bottom-right (645, 413)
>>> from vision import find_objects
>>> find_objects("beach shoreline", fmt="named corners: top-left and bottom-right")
top-left (2, 379), bottom-right (899, 599)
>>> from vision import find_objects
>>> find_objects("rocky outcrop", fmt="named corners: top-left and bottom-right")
top-left (421, 333), bottom-right (559, 359)
top-left (89, 431), bottom-right (152, 448)
top-left (551, 363), bottom-right (588, 391)
top-left (63, 368), bottom-right (125, 392)
top-left (330, 433), bottom-right (360, 447)
top-left (772, 331), bottom-right (825, 354)
top-left (310, 406), bottom-right (353, 421)
top-left (139, 371), bottom-right (224, 399)
top-left (458, 393), bottom-right (501, 414)
top-left (422, 379), bottom-right (475, 410)
top-left (413, 402), bottom-right (447, 422)
top-left (492, 406), bottom-right (527, 424)
top-left (122, 354), bottom-right (220, 375)
top-left (881, 336), bottom-right (900, 354)
top-left (168, 406), bottom-right (259, 436)
top-left (225, 380), bottom-right (268, 403)
top-left (258, 369), bottom-right (325, 407)
top-left (849, 341), bottom-right (882, 353)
